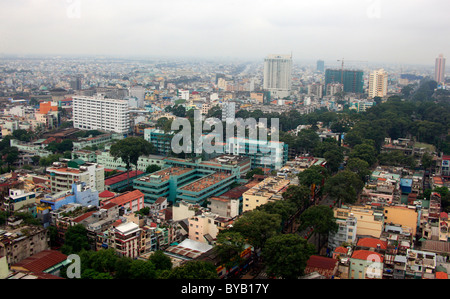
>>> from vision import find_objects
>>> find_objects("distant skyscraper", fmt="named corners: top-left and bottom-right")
top-left (129, 85), bottom-right (146, 108)
top-left (368, 69), bottom-right (388, 99)
top-left (435, 54), bottom-right (446, 84)
top-left (325, 69), bottom-right (364, 95)
top-left (263, 54), bottom-right (292, 99)
top-left (70, 77), bottom-right (82, 90)
top-left (316, 60), bottom-right (325, 72)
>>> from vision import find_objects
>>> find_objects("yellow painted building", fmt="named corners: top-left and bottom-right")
top-left (242, 177), bottom-right (290, 212)
top-left (334, 205), bottom-right (384, 238)
top-left (383, 206), bottom-right (418, 236)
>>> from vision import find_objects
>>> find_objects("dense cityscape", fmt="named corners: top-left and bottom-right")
top-left (1, 1), bottom-right (450, 292)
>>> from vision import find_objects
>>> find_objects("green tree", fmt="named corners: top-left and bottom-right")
top-left (146, 164), bottom-right (161, 174)
top-left (61, 224), bottom-right (91, 255)
top-left (421, 152), bottom-right (433, 171)
top-left (245, 168), bottom-right (264, 179)
top-left (129, 259), bottom-right (157, 279)
top-left (298, 165), bottom-right (329, 188)
top-left (282, 184), bottom-right (311, 209)
top-left (48, 226), bottom-right (59, 247)
top-left (114, 256), bottom-right (133, 279)
top-left (12, 129), bottom-right (33, 142)
top-left (256, 200), bottom-right (298, 224)
top-left (214, 231), bottom-right (246, 270)
top-left (262, 234), bottom-right (315, 279)
top-left (110, 137), bottom-right (155, 186)
top-left (4, 146), bottom-right (19, 167)
top-left (297, 165), bottom-right (329, 201)
top-left (148, 250), bottom-right (173, 272)
top-left (88, 249), bottom-right (119, 274)
top-left (298, 205), bottom-right (338, 252)
top-left (160, 260), bottom-right (217, 279)
top-left (230, 210), bottom-right (282, 251)
top-left (323, 148), bottom-right (344, 173)
top-left (323, 170), bottom-right (364, 206)
top-left (346, 157), bottom-right (371, 182)
top-left (206, 105), bottom-right (222, 119)
top-left (349, 142), bottom-right (378, 166)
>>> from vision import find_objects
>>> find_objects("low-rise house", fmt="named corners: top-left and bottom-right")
top-left (2, 189), bottom-right (36, 213)
top-left (0, 225), bottom-right (50, 266)
top-left (304, 255), bottom-right (339, 279)
top-left (10, 249), bottom-right (69, 278)
top-left (348, 250), bottom-right (384, 279)
top-left (405, 249), bottom-right (437, 279)
top-left (101, 190), bottom-right (145, 213)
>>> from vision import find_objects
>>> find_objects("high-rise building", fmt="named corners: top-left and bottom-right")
top-left (222, 101), bottom-right (236, 122)
top-left (263, 54), bottom-right (293, 99)
top-left (70, 77), bottom-right (82, 90)
top-left (435, 54), bottom-right (446, 84)
top-left (316, 60), bottom-right (325, 72)
top-left (368, 69), bottom-right (388, 99)
top-left (308, 83), bottom-right (324, 98)
top-left (325, 69), bottom-right (364, 95)
top-left (129, 86), bottom-right (146, 108)
top-left (73, 94), bottom-right (130, 135)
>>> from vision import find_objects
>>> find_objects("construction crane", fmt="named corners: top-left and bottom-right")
top-left (336, 58), bottom-right (368, 84)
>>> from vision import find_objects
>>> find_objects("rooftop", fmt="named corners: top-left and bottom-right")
top-left (351, 250), bottom-right (384, 262)
top-left (11, 250), bottom-right (67, 273)
top-left (104, 170), bottom-right (144, 186)
top-left (306, 255), bottom-right (338, 270)
top-left (108, 190), bottom-right (144, 206)
top-left (137, 167), bottom-right (193, 183)
top-left (180, 172), bottom-right (231, 193)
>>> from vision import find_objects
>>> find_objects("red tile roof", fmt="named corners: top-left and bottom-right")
top-left (306, 255), bottom-right (338, 270)
top-left (436, 272), bottom-right (448, 279)
top-left (99, 190), bottom-right (115, 198)
top-left (351, 250), bottom-right (384, 262)
top-left (107, 190), bottom-right (144, 206)
top-left (104, 171), bottom-right (145, 186)
top-left (334, 246), bottom-right (349, 254)
top-left (11, 250), bottom-right (67, 273)
top-left (357, 238), bottom-right (388, 250)
top-left (101, 202), bottom-right (118, 210)
top-left (73, 211), bottom-right (95, 223)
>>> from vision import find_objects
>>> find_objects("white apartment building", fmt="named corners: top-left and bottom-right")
top-left (46, 161), bottom-right (105, 194)
top-left (72, 94), bottom-right (130, 135)
top-left (109, 222), bottom-right (141, 259)
top-left (226, 137), bottom-right (288, 170)
top-left (368, 69), bottom-right (388, 99)
top-left (263, 54), bottom-right (293, 99)
top-left (221, 101), bottom-right (235, 122)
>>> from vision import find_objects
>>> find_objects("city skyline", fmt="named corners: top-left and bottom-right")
top-left (0, 0), bottom-right (449, 66)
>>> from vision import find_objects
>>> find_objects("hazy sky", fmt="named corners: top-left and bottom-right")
top-left (1, 0), bottom-right (449, 66)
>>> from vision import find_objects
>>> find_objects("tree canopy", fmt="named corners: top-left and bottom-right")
top-left (262, 234), bottom-right (315, 279)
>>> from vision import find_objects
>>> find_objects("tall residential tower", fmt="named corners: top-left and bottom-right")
top-left (263, 54), bottom-right (293, 99)
top-left (435, 54), bottom-right (446, 84)
top-left (368, 69), bottom-right (388, 99)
